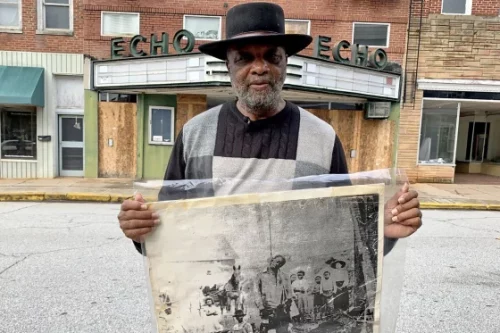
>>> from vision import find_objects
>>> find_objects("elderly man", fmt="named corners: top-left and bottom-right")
top-left (118, 2), bottom-right (422, 253)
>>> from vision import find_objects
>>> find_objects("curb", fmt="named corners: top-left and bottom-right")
top-left (1, 192), bottom-right (500, 211)
top-left (420, 202), bottom-right (500, 211)
top-left (0, 192), bottom-right (157, 203)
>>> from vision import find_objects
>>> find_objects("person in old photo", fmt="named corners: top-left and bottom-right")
top-left (231, 310), bottom-right (253, 333)
top-left (117, 1), bottom-right (423, 256)
top-left (255, 255), bottom-right (293, 333)
top-left (291, 270), bottom-right (311, 322)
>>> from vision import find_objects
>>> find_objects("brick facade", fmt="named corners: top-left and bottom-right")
top-left (398, 3), bottom-right (500, 183)
top-left (0, 0), bottom-right (84, 54)
top-left (83, 0), bottom-right (409, 63)
top-left (425, 0), bottom-right (500, 16)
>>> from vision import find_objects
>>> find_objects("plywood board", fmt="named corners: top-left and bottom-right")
top-left (176, 94), bottom-right (207, 137)
top-left (358, 119), bottom-right (395, 172)
top-left (98, 102), bottom-right (137, 178)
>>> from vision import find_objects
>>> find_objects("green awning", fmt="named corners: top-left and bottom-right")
top-left (0, 66), bottom-right (45, 107)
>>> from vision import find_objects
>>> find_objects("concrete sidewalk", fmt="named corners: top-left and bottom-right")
top-left (0, 178), bottom-right (499, 210)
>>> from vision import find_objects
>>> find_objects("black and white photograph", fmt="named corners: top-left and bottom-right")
top-left (145, 184), bottom-right (384, 333)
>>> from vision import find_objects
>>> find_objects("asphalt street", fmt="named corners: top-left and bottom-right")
top-left (0, 202), bottom-right (499, 333)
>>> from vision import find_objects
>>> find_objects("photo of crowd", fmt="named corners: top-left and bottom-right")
top-left (147, 191), bottom-right (382, 333)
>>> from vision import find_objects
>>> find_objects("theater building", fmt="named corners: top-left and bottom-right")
top-left (83, 0), bottom-right (409, 180)
top-left (85, 34), bottom-right (402, 180)
top-left (400, 0), bottom-right (500, 183)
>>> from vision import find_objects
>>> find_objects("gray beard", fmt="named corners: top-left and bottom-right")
top-left (232, 76), bottom-right (285, 115)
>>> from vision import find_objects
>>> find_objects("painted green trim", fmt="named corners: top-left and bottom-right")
top-left (390, 102), bottom-right (401, 182)
top-left (84, 90), bottom-right (99, 178)
top-left (141, 94), bottom-right (177, 180)
top-left (136, 94), bottom-right (145, 180)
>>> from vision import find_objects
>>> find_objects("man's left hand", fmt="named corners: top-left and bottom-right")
top-left (384, 183), bottom-right (422, 238)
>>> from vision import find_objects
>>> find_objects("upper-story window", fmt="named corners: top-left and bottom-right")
top-left (285, 19), bottom-right (310, 35)
top-left (353, 23), bottom-right (390, 48)
top-left (441, 0), bottom-right (472, 15)
top-left (183, 15), bottom-right (221, 40)
top-left (37, 0), bottom-right (73, 34)
top-left (0, 0), bottom-right (22, 32)
top-left (101, 12), bottom-right (140, 37)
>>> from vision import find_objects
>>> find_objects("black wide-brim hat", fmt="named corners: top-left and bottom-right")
top-left (198, 2), bottom-right (313, 60)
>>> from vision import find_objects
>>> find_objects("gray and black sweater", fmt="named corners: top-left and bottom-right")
top-left (134, 100), bottom-right (396, 256)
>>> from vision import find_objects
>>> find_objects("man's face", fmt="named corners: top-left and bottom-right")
top-left (226, 43), bottom-right (287, 115)
top-left (324, 271), bottom-right (330, 279)
top-left (270, 255), bottom-right (284, 269)
top-left (297, 272), bottom-right (304, 280)
top-left (236, 316), bottom-right (243, 323)
top-left (315, 276), bottom-right (321, 284)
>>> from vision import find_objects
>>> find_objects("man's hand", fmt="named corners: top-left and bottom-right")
top-left (118, 193), bottom-right (160, 243)
top-left (384, 183), bottom-right (422, 238)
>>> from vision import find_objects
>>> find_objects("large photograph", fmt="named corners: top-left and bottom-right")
top-left (144, 184), bottom-right (385, 333)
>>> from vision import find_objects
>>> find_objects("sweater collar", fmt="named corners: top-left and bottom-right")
top-left (227, 100), bottom-right (291, 127)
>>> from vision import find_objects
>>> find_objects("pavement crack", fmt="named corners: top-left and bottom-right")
top-left (14, 238), bottom-right (123, 257)
top-left (0, 252), bottom-right (23, 258)
top-left (0, 203), bottom-right (43, 215)
top-left (0, 255), bottom-right (30, 276)
top-left (435, 218), bottom-right (500, 233)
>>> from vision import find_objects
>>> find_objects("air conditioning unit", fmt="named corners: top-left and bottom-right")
top-left (365, 102), bottom-right (391, 119)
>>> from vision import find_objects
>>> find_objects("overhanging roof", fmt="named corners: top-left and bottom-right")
top-left (92, 53), bottom-right (401, 102)
top-left (0, 66), bottom-right (45, 107)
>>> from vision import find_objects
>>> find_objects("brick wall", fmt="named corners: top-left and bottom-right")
top-left (398, 14), bottom-right (500, 183)
top-left (0, 0), bottom-right (84, 54)
top-left (425, 0), bottom-right (500, 16)
top-left (84, 0), bottom-right (409, 63)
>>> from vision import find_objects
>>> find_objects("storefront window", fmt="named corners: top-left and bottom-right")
top-left (149, 106), bottom-right (174, 145)
top-left (418, 101), bottom-right (459, 165)
top-left (1, 110), bottom-right (37, 159)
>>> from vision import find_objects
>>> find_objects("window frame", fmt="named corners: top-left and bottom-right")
top-left (148, 106), bottom-right (175, 146)
top-left (0, 107), bottom-right (38, 161)
top-left (0, 0), bottom-right (22, 33)
top-left (416, 99), bottom-right (461, 166)
top-left (37, 0), bottom-right (73, 35)
top-left (352, 22), bottom-right (391, 48)
top-left (183, 14), bottom-right (222, 41)
top-left (100, 11), bottom-right (140, 37)
top-left (441, 0), bottom-right (472, 15)
top-left (284, 19), bottom-right (311, 35)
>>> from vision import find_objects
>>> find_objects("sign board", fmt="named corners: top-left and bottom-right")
top-left (110, 30), bottom-right (391, 71)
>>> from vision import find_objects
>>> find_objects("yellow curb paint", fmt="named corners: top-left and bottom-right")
top-left (66, 193), bottom-right (111, 202)
top-left (44, 193), bottom-right (68, 201)
top-left (109, 194), bottom-right (131, 203)
top-left (144, 196), bottom-right (157, 202)
top-left (0, 192), bottom-right (45, 201)
top-left (421, 202), bottom-right (500, 211)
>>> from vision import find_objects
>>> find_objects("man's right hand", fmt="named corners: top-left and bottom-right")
top-left (118, 193), bottom-right (160, 243)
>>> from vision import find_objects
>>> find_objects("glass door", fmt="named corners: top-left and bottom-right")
top-left (59, 115), bottom-right (84, 177)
